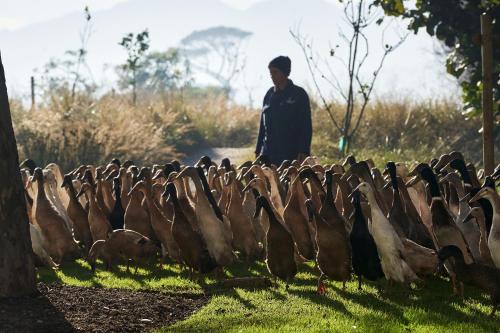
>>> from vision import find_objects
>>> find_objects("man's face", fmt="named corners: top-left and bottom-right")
top-left (269, 66), bottom-right (287, 87)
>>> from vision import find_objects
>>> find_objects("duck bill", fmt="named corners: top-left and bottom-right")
top-left (405, 176), bottom-right (420, 187)
top-left (468, 191), bottom-right (483, 203)
top-left (75, 188), bottom-right (85, 199)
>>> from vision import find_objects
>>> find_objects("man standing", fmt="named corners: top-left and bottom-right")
top-left (255, 56), bottom-right (312, 166)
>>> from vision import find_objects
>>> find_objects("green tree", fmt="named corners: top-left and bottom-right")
top-left (373, 0), bottom-right (500, 119)
top-left (118, 29), bottom-right (150, 105)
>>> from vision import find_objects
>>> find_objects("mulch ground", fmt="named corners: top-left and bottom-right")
top-left (0, 283), bottom-right (208, 333)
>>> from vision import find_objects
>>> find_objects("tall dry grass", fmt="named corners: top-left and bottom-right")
top-left (11, 88), bottom-right (497, 170)
top-left (311, 97), bottom-right (498, 167)
top-left (183, 94), bottom-right (259, 147)
top-left (11, 91), bottom-right (258, 171)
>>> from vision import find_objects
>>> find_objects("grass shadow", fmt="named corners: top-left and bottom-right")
top-left (288, 287), bottom-right (353, 318)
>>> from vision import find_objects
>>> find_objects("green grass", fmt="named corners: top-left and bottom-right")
top-left (38, 260), bottom-right (499, 333)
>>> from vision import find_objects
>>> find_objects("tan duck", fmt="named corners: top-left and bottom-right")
top-left (406, 163), bottom-right (434, 231)
top-left (246, 164), bottom-right (285, 218)
top-left (168, 171), bottom-right (199, 233)
top-left (470, 186), bottom-right (500, 269)
top-left (124, 171), bottom-right (154, 240)
top-left (243, 177), bottom-right (280, 234)
top-left (77, 183), bottom-right (112, 242)
top-left (119, 167), bottom-right (133, 209)
top-left (401, 238), bottom-right (438, 278)
top-left (392, 177), bottom-right (435, 249)
top-left (239, 173), bottom-right (265, 247)
top-left (282, 173), bottom-right (315, 261)
top-left (129, 180), bottom-right (182, 263)
top-left (94, 168), bottom-right (112, 218)
top-left (255, 196), bottom-right (297, 289)
top-left (467, 207), bottom-right (494, 266)
top-left (343, 161), bottom-right (390, 215)
top-left (96, 168), bottom-right (115, 217)
top-left (43, 168), bottom-right (73, 232)
top-left (440, 172), bottom-right (481, 261)
top-left (61, 175), bottom-right (93, 253)
top-left (298, 167), bottom-right (325, 211)
top-left (45, 163), bottom-right (70, 209)
top-left (164, 183), bottom-right (217, 276)
top-left (177, 166), bottom-right (234, 267)
top-left (414, 165), bottom-right (474, 294)
top-left (315, 171), bottom-right (351, 287)
top-left (372, 167), bottom-right (393, 211)
top-left (262, 166), bottom-right (287, 213)
top-left (331, 173), bottom-right (354, 223)
top-left (306, 199), bottom-right (351, 293)
top-left (31, 168), bottom-right (80, 264)
top-left (224, 171), bottom-right (261, 260)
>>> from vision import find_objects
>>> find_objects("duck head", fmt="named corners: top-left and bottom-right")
top-left (110, 158), bottom-right (121, 168)
top-left (61, 174), bottom-right (73, 188)
top-left (277, 160), bottom-right (292, 173)
top-left (342, 155), bottom-right (356, 167)
top-left (20, 159), bottom-right (37, 175)
top-left (195, 156), bottom-right (213, 171)
top-left (170, 160), bottom-right (181, 172)
top-left (220, 158), bottom-right (232, 172)
top-left (122, 160), bottom-right (135, 169)
top-left (469, 186), bottom-right (496, 203)
top-left (254, 154), bottom-right (271, 167)
top-left (437, 245), bottom-right (464, 264)
top-left (30, 167), bottom-right (44, 183)
top-left (76, 182), bottom-right (94, 198)
top-left (112, 177), bottom-right (121, 192)
top-left (349, 182), bottom-right (373, 198)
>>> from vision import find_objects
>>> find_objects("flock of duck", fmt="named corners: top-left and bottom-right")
top-left (20, 152), bottom-right (500, 316)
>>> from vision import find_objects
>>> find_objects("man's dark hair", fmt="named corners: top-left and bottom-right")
top-left (269, 56), bottom-right (291, 77)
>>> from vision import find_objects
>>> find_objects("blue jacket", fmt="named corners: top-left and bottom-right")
top-left (255, 80), bottom-right (312, 165)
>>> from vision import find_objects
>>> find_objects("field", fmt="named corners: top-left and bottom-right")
top-left (11, 93), bottom-right (499, 171)
top-left (36, 260), bottom-right (498, 333)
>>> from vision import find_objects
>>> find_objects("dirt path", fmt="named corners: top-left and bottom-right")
top-left (181, 147), bottom-right (253, 166)
top-left (0, 283), bottom-right (207, 333)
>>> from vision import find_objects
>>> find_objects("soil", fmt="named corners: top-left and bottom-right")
top-left (0, 283), bottom-right (208, 333)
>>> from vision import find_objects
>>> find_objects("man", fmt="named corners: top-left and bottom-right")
top-left (255, 56), bottom-right (312, 166)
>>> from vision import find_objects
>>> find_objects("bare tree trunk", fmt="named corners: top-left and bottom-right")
top-left (0, 52), bottom-right (37, 297)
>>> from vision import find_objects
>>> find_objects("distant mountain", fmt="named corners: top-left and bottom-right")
top-left (0, 0), bottom-right (458, 105)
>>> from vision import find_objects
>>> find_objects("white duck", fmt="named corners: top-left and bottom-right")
top-left (470, 186), bottom-right (500, 268)
top-left (353, 182), bottom-right (419, 286)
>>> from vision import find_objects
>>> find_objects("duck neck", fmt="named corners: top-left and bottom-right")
top-left (66, 182), bottom-right (78, 201)
top-left (114, 185), bottom-right (122, 203)
top-left (364, 190), bottom-right (382, 215)
top-left (36, 178), bottom-right (46, 200)
top-left (427, 178), bottom-right (442, 198)
top-left (352, 200), bottom-right (368, 233)
top-left (484, 192), bottom-right (500, 214)
top-left (475, 213), bottom-right (488, 243)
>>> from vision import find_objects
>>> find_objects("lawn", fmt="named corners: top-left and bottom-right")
top-left (38, 260), bottom-right (498, 333)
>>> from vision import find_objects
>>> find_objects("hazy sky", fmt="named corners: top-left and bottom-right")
top-left (0, 0), bottom-right (337, 29)
top-left (1, 0), bottom-right (458, 106)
